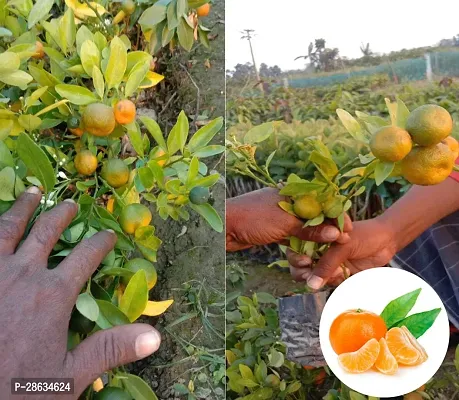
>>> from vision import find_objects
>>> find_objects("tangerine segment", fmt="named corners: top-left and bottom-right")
top-left (401, 326), bottom-right (428, 365)
top-left (338, 338), bottom-right (380, 374)
top-left (386, 327), bottom-right (421, 366)
top-left (374, 338), bottom-right (398, 375)
top-left (329, 309), bottom-right (387, 354)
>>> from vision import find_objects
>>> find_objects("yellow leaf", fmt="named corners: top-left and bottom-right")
top-left (226, 350), bottom-right (237, 365)
top-left (65, 0), bottom-right (106, 19)
top-left (139, 71), bottom-right (164, 89)
top-left (35, 99), bottom-right (69, 117)
top-left (144, 30), bottom-right (152, 42)
top-left (142, 299), bottom-right (174, 316)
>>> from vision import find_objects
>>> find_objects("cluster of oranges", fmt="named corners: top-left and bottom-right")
top-left (330, 310), bottom-right (427, 375)
top-left (370, 104), bottom-right (458, 186)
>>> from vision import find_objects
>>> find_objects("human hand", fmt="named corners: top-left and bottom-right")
top-left (226, 187), bottom-right (352, 252)
top-left (288, 218), bottom-right (397, 290)
top-left (0, 188), bottom-right (161, 399)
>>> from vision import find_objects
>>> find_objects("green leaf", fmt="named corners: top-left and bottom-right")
top-left (92, 66), bottom-right (105, 99)
top-left (141, 117), bottom-right (167, 150)
top-left (76, 25), bottom-right (94, 55)
top-left (122, 373), bottom-right (159, 400)
top-left (16, 132), bottom-right (55, 193)
top-left (380, 288), bottom-right (421, 328)
top-left (0, 70), bottom-right (33, 89)
top-left (177, 0), bottom-right (187, 14)
top-left (125, 61), bottom-right (149, 97)
top-left (58, 7), bottom-right (76, 54)
top-left (96, 300), bottom-right (130, 328)
top-left (119, 270), bottom-right (149, 322)
top-left (243, 122), bottom-right (274, 144)
top-left (80, 40), bottom-right (100, 77)
top-left (385, 98), bottom-right (397, 126)
top-left (167, 110), bottom-right (188, 155)
top-left (396, 97), bottom-right (410, 129)
top-left (0, 141), bottom-right (14, 169)
top-left (188, 173), bottom-right (219, 188)
top-left (167, 0), bottom-right (178, 30)
top-left (18, 114), bottom-right (42, 131)
top-left (349, 391), bottom-right (367, 400)
top-left (239, 364), bottom-right (255, 380)
top-left (193, 145), bottom-right (225, 158)
top-left (374, 161), bottom-right (394, 186)
top-left (0, 52), bottom-right (20, 74)
top-left (55, 84), bottom-right (97, 105)
top-left (336, 108), bottom-right (368, 143)
top-left (279, 182), bottom-right (325, 196)
top-left (28, 0), bottom-right (54, 29)
top-left (189, 203), bottom-right (223, 232)
top-left (104, 36), bottom-right (127, 90)
top-left (76, 293), bottom-right (99, 322)
top-left (126, 122), bottom-right (144, 158)
top-left (394, 308), bottom-right (441, 338)
top-left (286, 381), bottom-right (302, 394)
top-left (138, 166), bottom-right (154, 190)
top-left (0, 167), bottom-right (16, 201)
top-left (187, 156), bottom-right (199, 183)
top-left (93, 31), bottom-right (107, 53)
top-left (188, 117), bottom-right (223, 152)
top-left (268, 348), bottom-right (284, 368)
top-left (177, 16), bottom-right (193, 51)
top-left (309, 150), bottom-right (338, 177)
top-left (139, 3), bottom-right (167, 27)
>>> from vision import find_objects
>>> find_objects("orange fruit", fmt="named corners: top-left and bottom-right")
top-left (197, 3), bottom-right (210, 16)
top-left (114, 99), bottom-right (136, 125)
top-left (329, 309), bottom-right (387, 354)
top-left (406, 104), bottom-right (453, 146)
top-left (119, 203), bottom-right (152, 235)
top-left (92, 377), bottom-right (104, 392)
top-left (107, 197), bottom-right (115, 213)
top-left (293, 194), bottom-right (322, 220)
top-left (101, 158), bottom-right (130, 188)
top-left (442, 136), bottom-right (459, 159)
top-left (401, 142), bottom-right (454, 186)
top-left (69, 127), bottom-right (84, 137)
top-left (370, 126), bottom-right (412, 162)
top-left (338, 338), bottom-right (380, 374)
top-left (74, 150), bottom-right (98, 176)
top-left (82, 103), bottom-right (116, 137)
top-left (404, 393), bottom-right (423, 400)
top-left (121, 0), bottom-right (136, 15)
top-left (385, 327), bottom-right (422, 366)
top-left (32, 41), bottom-right (44, 59)
top-left (374, 338), bottom-right (398, 375)
top-left (120, 258), bottom-right (157, 289)
top-left (401, 326), bottom-right (428, 364)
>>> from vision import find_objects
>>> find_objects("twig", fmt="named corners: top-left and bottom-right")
top-left (82, 0), bottom-right (112, 36)
top-left (158, 92), bottom-right (178, 117)
top-left (212, 151), bottom-right (225, 171)
top-left (179, 63), bottom-right (200, 130)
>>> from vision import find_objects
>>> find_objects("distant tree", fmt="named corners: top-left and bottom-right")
top-left (259, 63), bottom-right (282, 78)
top-left (295, 39), bottom-right (340, 72)
top-left (259, 63), bottom-right (269, 77)
top-left (360, 42), bottom-right (373, 57)
top-left (227, 63), bottom-right (254, 80)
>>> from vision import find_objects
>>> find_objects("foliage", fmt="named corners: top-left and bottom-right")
top-left (295, 39), bottom-right (340, 73)
top-left (0, 0), bottom-right (222, 397)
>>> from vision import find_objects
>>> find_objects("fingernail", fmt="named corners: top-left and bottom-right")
top-left (307, 275), bottom-right (324, 290)
top-left (298, 257), bottom-right (311, 267)
top-left (323, 226), bottom-right (339, 241)
top-left (106, 229), bottom-right (115, 234)
top-left (26, 186), bottom-right (41, 195)
top-left (64, 198), bottom-right (76, 204)
top-left (301, 270), bottom-right (312, 280)
top-left (135, 330), bottom-right (161, 358)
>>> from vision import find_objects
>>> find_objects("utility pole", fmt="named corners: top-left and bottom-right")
top-left (241, 29), bottom-right (263, 93)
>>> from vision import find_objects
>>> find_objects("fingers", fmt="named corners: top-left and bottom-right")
top-left (56, 230), bottom-right (117, 300)
top-left (67, 324), bottom-right (161, 395)
top-left (293, 224), bottom-right (341, 243)
top-left (0, 187), bottom-right (42, 255)
top-left (17, 199), bottom-right (78, 261)
top-left (306, 244), bottom-right (351, 290)
top-left (343, 213), bottom-right (353, 233)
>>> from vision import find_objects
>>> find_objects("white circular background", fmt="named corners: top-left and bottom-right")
top-left (319, 267), bottom-right (450, 398)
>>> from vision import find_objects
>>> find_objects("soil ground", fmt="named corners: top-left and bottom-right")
top-left (127, 2), bottom-right (226, 399)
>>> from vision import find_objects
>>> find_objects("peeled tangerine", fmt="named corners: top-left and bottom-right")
top-left (338, 338), bottom-right (380, 374)
top-left (386, 326), bottom-right (428, 366)
top-left (374, 338), bottom-right (398, 375)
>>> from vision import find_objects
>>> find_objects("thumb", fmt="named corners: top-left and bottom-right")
top-left (306, 244), bottom-right (351, 291)
top-left (67, 324), bottom-right (161, 395)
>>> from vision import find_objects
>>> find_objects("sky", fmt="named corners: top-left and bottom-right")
top-left (226, 0), bottom-right (459, 71)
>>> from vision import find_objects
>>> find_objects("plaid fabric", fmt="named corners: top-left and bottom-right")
top-left (391, 210), bottom-right (459, 328)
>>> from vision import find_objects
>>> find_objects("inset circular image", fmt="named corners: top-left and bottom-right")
top-left (319, 267), bottom-right (449, 398)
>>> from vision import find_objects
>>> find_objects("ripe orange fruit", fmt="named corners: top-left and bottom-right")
top-left (107, 197), bottom-right (115, 213)
top-left (401, 142), bottom-right (454, 186)
top-left (82, 103), bottom-right (116, 137)
top-left (406, 104), bottom-right (453, 146)
top-left (119, 203), bottom-right (152, 234)
top-left (74, 150), bottom-right (98, 176)
top-left (69, 127), bottom-right (84, 137)
top-left (197, 3), bottom-right (210, 16)
top-left (293, 194), bottom-right (322, 220)
top-left (442, 136), bottom-right (459, 159)
top-left (101, 158), bottom-right (129, 188)
top-left (32, 41), bottom-right (45, 59)
top-left (374, 338), bottom-right (398, 375)
top-left (370, 126), bottom-right (412, 162)
top-left (329, 309), bottom-right (387, 355)
top-left (338, 338), bottom-right (380, 374)
top-left (401, 326), bottom-right (428, 364)
top-left (92, 378), bottom-right (104, 392)
top-left (114, 99), bottom-right (136, 125)
top-left (385, 327), bottom-right (422, 366)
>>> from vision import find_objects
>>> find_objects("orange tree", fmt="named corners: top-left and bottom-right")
top-left (0, 0), bottom-right (223, 398)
